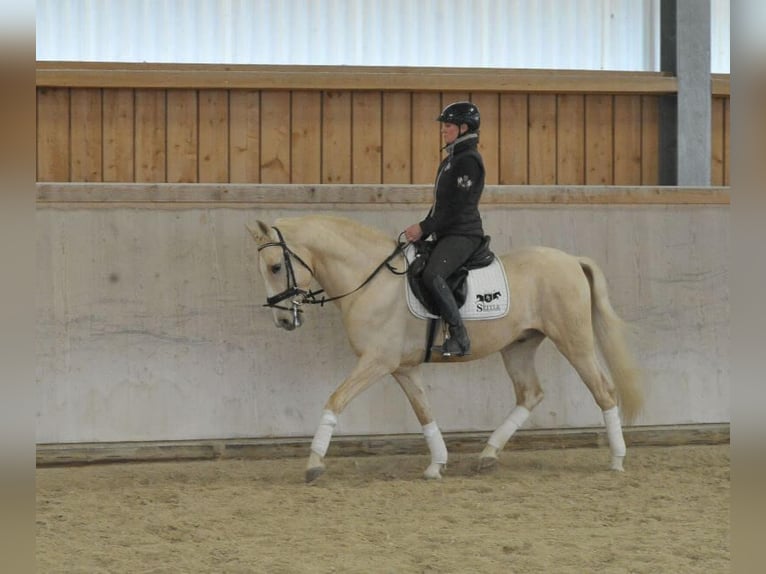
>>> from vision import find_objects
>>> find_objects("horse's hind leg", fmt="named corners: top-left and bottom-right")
top-left (479, 333), bottom-right (546, 470)
top-left (392, 366), bottom-right (447, 480)
top-left (575, 356), bottom-right (626, 471)
top-left (551, 335), bottom-right (626, 471)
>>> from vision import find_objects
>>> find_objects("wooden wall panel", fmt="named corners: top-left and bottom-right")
top-left (322, 91), bottom-right (352, 183)
top-left (70, 89), bottom-right (102, 181)
top-left (614, 95), bottom-right (642, 185)
top-left (35, 67), bottom-right (728, 186)
top-left (585, 94), bottom-right (613, 184)
top-left (472, 93), bottom-right (499, 184)
top-left (556, 95), bottom-right (585, 184)
top-left (102, 89), bottom-right (134, 182)
top-left (352, 91), bottom-right (382, 184)
top-left (37, 88), bottom-right (70, 181)
top-left (166, 90), bottom-right (198, 183)
top-left (134, 89), bottom-right (166, 182)
top-left (640, 96), bottom-right (659, 185)
top-left (229, 90), bottom-right (260, 183)
top-left (499, 94), bottom-right (528, 184)
top-left (291, 91), bottom-right (321, 184)
top-left (411, 93), bottom-right (441, 184)
top-left (528, 95), bottom-right (557, 184)
top-left (381, 92), bottom-right (411, 184)
top-left (198, 90), bottom-right (229, 183)
top-left (260, 91), bottom-right (291, 184)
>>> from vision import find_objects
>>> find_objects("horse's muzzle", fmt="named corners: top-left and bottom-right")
top-left (274, 303), bottom-right (303, 330)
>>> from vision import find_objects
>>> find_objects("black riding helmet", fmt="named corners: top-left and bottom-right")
top-left (437, 101), bottom-right (480, 132)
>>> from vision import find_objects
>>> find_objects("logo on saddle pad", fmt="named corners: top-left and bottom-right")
top-left (476, 291), bottom-right (503, 313)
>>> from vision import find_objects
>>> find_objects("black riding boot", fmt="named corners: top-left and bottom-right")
top-left (430, 276), bottom-right (471, 357)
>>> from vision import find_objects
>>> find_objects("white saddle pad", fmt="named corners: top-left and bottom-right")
top-left (404, 244), bottom-right (510, 321)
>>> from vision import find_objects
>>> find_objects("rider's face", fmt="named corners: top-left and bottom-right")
top-left (440, 122), bottom-right (461, 144)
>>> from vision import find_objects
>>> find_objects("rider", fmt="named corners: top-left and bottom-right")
top-left (404, 101), bottom-right (486, 357)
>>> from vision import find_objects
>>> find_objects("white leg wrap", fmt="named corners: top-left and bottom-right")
top-left (488, 406), bottom-right (530, 450)
top-left (310, 410), bottom-right (337, 458)
top-left (423, 421), bottom-right (448, 465)
top-left (603, 406), bottom-right (626, 457)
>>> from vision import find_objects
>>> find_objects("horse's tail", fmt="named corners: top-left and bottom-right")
top-left (578, 256), bottom-right (644, 425)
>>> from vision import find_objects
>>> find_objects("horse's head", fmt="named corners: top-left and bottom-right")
top-left (247, 220), bottom-right (315, 331)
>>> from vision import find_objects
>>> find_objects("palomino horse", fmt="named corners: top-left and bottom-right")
top-left (248, 215), bottom-right (643, 483)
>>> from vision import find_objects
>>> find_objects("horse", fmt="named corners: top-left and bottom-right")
top-left (247, 214), bottom-right (643, 483)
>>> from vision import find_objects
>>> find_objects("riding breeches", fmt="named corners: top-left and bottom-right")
top-left (420, 234), bottom-right (482, 290)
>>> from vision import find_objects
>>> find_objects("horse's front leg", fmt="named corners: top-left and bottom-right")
top-left (392, 366), bottom-right (447, 480)
top-left (306, 356), bottom-right (394, 483)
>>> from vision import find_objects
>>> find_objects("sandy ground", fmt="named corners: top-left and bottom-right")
top-left (36, 444), bottom-right (729, 574)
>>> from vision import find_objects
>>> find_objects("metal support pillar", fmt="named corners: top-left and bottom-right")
top-left (659, 0), bottom-right (711, 185)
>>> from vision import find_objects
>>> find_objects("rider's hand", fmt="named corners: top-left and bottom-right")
top-left (404, 224), bottom-right (423, 242)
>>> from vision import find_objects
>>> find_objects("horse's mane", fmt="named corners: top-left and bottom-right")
top-left (277, 214), bottom-right (396, 249)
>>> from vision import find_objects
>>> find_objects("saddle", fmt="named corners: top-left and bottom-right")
top-left (407, 236), bottom-right (495, 317)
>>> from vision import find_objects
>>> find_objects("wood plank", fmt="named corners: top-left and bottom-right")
top-left (260, 91), bottom-right (291, 183)
top-left (471, 93), bottom-right (499, 184)
top-left (291, 91), bottom-right (322, 184)
top-left (585, 94), bottom-right (614, 184)
top-left (381, 92), bottom-right (412, 184)
top-left (69, 89), bottom-right (103, 181)
top-left (198, 89), bottom-right (229, 183)
top-left (411, 93), bottom-right (441, 184)
top-left (711, 97), bottom-right (724, 186)
top-left (229, 90), bottom-right (260, 183)
top-left (499, 94), bottom-right (528, 184)
top-left (613, 95), bottom-right (642, 185)
top-left (641, 96), bottom-right (660, 185)
top-left (37, 442), bottom-right (220, 466)
top-left (36, 183), bottom-right (732, 206)
top-left (102, 89), bottom-right (134, 182)
top-left (723, 97), bottom-right (730, 186)
top-left (36, 423), bottom-right (729, 466)
top-left (167, 89), bottom-right (198, 182)
top-left (134, 89), bottom-right (166, 182)
top-left (37, 62), bottom-right (680, 94)
top-left (352, 91), bottom-right (382, 183)
top-left (322, 91), bottom-right (352, 183)
top-left (37, 87), bottom-right (70, 181)
top-left (528, 95), bottom-right (557, 184)
top-left (556, 95), bottom-right (585, 184)
top-left (711, 74), bottom-right (730, 96)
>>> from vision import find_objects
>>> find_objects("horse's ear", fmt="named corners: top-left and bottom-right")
top-left (246, 220), bottom-right (271, 245)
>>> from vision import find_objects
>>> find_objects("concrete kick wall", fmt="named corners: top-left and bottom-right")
top-left (36, 204), bottom-right (729, 444)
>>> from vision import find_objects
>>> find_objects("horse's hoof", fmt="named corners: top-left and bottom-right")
top-left (305, 466), bottom-right (325, 484)
top-left (610, 456), bottom-right (625, 472)
top-left (423, 463), bottom-right (443, 480)
top-left (477, 456), bottom-right (498, 472)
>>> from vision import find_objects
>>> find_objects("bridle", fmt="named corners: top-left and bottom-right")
top-left (257, 226), bottom-right (408, 328)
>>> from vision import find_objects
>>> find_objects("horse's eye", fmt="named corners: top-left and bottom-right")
top-left (270, 263), bottom-right (282, 274)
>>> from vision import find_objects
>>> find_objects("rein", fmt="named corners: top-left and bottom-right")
top-left (258, 227), bottom-right (408, 319)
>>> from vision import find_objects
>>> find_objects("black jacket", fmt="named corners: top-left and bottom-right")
top-left (419, 133), bottom-right (485, 240)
